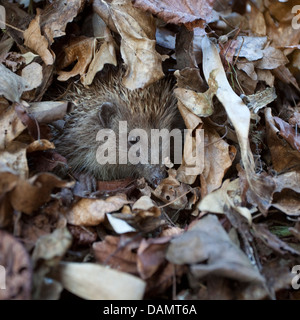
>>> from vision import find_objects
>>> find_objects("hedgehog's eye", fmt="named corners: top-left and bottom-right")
top-left (128, 136), bottom-right (140, 145)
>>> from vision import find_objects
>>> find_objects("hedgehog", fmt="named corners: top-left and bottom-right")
top-left (52, 70), bottom-right (184, 187)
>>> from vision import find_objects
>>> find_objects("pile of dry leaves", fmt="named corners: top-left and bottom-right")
top-left (0, 0), bottom-right (300, 300)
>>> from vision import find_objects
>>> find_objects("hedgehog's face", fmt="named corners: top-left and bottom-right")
top-left (97, 101), bottom-right (174, 186)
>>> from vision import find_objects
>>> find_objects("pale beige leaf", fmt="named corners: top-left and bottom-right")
top-left (202, 37), bottom-right (273, 214)
top-left (174, 70), bottom-right (217, 117)
top-left (202, 36), bottom-right (254, 177)
top-left (0, 141), bottom-right (28, 179)
top-left (54, 262), bottom-right (146, 300)
top-left (132, 196), bottom-right (155, 211)
top-left (32, 227), bottom-right (72, 265)
top-left (0, 105), bottom-right (26, 149)
top-left (106, 213), bottom-right (136, 234)
top-left (21, 62), bottom-right (43, 90)
top-left (0, 64), bottom-right (29, 102)
top-left (21, 52), bottom-right (39, 65)
top-left (177, 101), bottom-right (202, 131)
top-left (132, 195), bottom-right (161, 215)
top-left (199, 179), bottom-right (254, 223)
top-left (174, 88), bottom-right (213, 117)
top-left (28, 101), bottom-right (70, 123)
top-left (31, 227), bottom-right (72, 300)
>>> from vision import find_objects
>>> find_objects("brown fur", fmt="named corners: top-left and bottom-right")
top-left (52, 71), bottom-right (184, 184)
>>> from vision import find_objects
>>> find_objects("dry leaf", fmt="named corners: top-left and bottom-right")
top-left (265, 108), bottom-right (300, 172)
top-left (106, 213), bottom-right (136, 234)
top-left (40, 0), bottom-right (84, 44)
top-left (273, 65), bottom-right (300, 91)
top-left (265, 8), bottom-right (300, 55)
top-left (101, 0), bottom-right (166, 89)
top-left (272, 172), bottom-right (300, 216)
top-left (81, 27), bottom-right (117, 86)
top-left (27, 139), bottom-right (55, 153)
top-left (2, 52), bottom-right (25, 72)
top-left (236, 59), bottom-right (257, 81)
top-left (273, 116), bottom-right (300, 151)
top-left (199, 179), bottom-right (254, 223)
top-left (242, 87), bottom-right (277, 114)
top-left (32, 227), bottom-right (72, 266)
top-left (23, 9), bottom-right (55, 65)
top-left (156, 26), bottom-right (176, 50)
top-left (153, 170), bottom-right (189, 209)
top-left (166, 215), bottom-right (264, 283)
top-left (66, 194), bottom-right (130, 226)
top-left (132, 196), bottom-right (161, 217)
top-left (176, 104), bottom-right (204, 184)
top-left (236, 69), bottom-right (258, 95)
top-left (174, 67), bottom-right (207, 93)
top-left (0, 141), bottom-right (28, 179)
top-left (0, 230), bottom-right (32, 300)
top-left (255, 47), bottom-right (289, 70)
top-left (253, 224), bottom-right (300, 255)
top-left (202, 37), bottom-right (274, 214)
top-left (256, 69), bottom-right (275, 87)
top-left (28, 101), bottom-right (71, 123)
top-left (175, 70), bottom-right (217, 119)
top-left (133, 0), bottom-right (214, 30)
top-left (31, 227), bottom-right (73, 300)
top-left (137, 236), bottom-right (171, 279)
top-left (21, 52), bottom-right (39, 64)
top-left (249, 4), bottom-right (266, 36)
top-left (0, 105), bottom-right (26, 149)
top-left (178, 101), bottom-right (202, 131)
top-left (0, 165), bottom-right (20, 227)
top-left (0, 38), bottom-right (14, 56)
top-left (202, 124), bottom-right (236, 194)
top-left (52, 262), bottom-right (146, 300)
top-left (67, 225), bottom-right (97, 247)
top-left (9, 173), bottom-right (73, 215)
top-left (21, 62), bottom-right (43, 90)
top-left (175, 26), bottom-right (197, 69)
top-left (0, 64), bottom-right (29, 102)
top-left (93, 235), bottom-right (139, 274)
top-left (234, 36), bottom-right (267, 61)
top-left (57, 37), bottom-right (95, 81)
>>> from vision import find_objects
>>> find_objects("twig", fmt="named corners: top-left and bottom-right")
top-left (0, 20), bottom-right (24, 33)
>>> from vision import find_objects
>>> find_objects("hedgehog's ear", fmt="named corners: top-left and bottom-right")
top-left (98, 102), bottom-right (117, 128)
